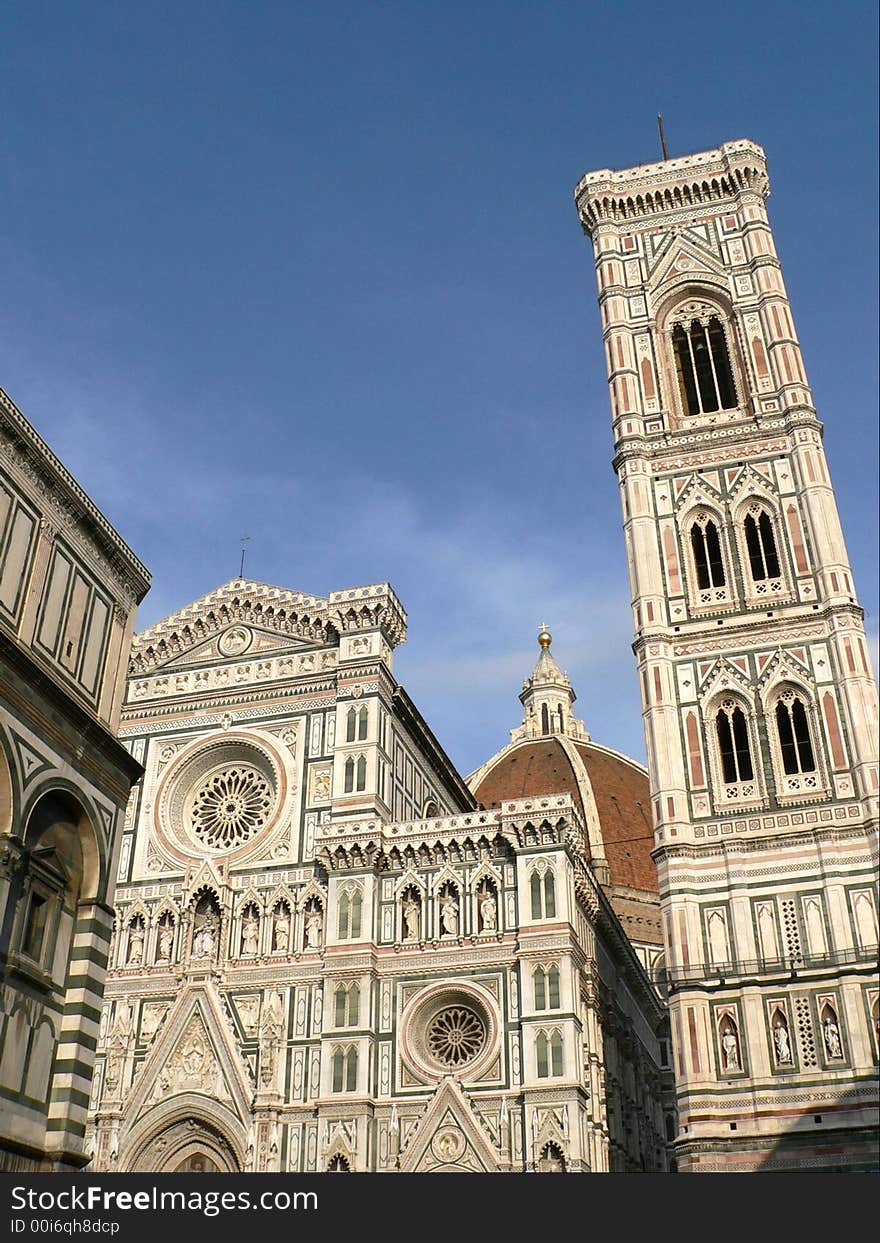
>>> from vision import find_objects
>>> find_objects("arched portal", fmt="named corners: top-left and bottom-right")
top-left (128, 1117), bottom-right (241, 1173)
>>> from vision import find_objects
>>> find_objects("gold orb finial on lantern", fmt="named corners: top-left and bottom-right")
top-left (537, 623), bottom-right (552, 650)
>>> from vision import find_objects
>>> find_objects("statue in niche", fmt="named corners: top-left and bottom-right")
top-left (192, 906), bottom-right (219, 959)
top-left (272, 907), bottom-right (290, 953)
top-left (822, 1013), bottom-right (842, 1059)
top-left (402, 894), bottom-right (420, 941)
top-left (720, 1022), bottom-right (740, 1071)
top-left (440, 891), bottom-right (459, 937)
top-left (241, 910), bottom-right (260, 957)
top-left (304, 905), bottom-right (323, 949)
top-left (479, 890), bottom-right (497, 932)
top-left (127, 920), bottom-right (145, 965)
top-left (772, 1017), bottom-right (792, 1064)
top-left (156, 918), bottom-right (174, 964)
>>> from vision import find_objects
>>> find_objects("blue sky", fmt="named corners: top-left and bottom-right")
top-left (1, 1), bottom-right (876, 776)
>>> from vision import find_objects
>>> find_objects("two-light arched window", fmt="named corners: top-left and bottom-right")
top-left (534, 965), bottom-right (560, 1010)
top-left (690, 518), bottom-right (725, 589)
top-left (744, 508), bottom-right (781, 582)
top-left (331, 1046), bottom-right (358, 1092)
top-left (346, 706), bottom-right (368, 743)
top-left (530, 869), bottom-right (556, 920)
top-left (334, 982), bottom-right (360, 1027)
top-left (775, 692), bottom-right (816, 775)
top-left (714, 700), bottom-right (754, 785)
top-left (337, 888), bottom-right (362, 940)
top-left (343, 755), bottom-right (367, 793)
top-left (536, 1030), bottom-right (564, 1078)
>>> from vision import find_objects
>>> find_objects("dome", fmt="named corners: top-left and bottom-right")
top-left (466, 629), bottom-right (661, 949)
top-left (468, 736), bottom-right (657, 894)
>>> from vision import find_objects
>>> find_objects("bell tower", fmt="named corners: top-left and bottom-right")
top-left (574, 140), bottom-right (878, 1171)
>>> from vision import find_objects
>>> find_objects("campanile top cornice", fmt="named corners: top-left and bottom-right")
top-left (574, 139), bottom-right (769, 236)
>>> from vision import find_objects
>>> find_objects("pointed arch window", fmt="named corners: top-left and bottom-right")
top-left (534, 966), bottom-right (546, 1010)
top-left (536, 1029), bottom-right (564, 1078)
top-left (672, 315), bottom-right (737, 415)
top-left (530, 871), bottom-right (542, 919)
top-left (534, 965), bottom-right (560, 1011)
top-left (544, 872), bottom-right (556, 918)
top-left (346, 704), bottom-right (368, 742)
top-left (775, 694), bottom-right (816, 775)
top-left (343, 755), bottom-right (367, 794)
top-left (690, 518), bottom-right (725, 589)
top-left (331, 1046), bottom-right (358, 1092)
top-left (715, 701), bottom-right (753, 784)
top-left (337, 888), bottom-right (363, 940)
top-left (334, 982), bottom-right (360, 1027)
top-left (530, 869), bottom-right (556, 919)
top-left (744, 509), bottom-right (780, 582)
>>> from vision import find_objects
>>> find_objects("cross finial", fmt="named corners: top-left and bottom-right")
top-left (537, 623), bottom-right (552, 650)
top-left (239, 535), bottom-right (250, 579)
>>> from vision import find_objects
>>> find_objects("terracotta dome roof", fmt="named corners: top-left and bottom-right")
top-left (468, 736), bottom-right (658, 895)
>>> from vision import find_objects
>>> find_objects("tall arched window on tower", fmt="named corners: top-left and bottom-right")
top-left (768, 686), bottom-right (824, 800)
top-left (671, 313), bottom-right (737, 415)
top-left (744, 508), bottom-right (781, 582)
top-left (712, 698), bottom-right (756, 803)
top-left (775, 693), bottom-right (815, 776)
top-left (690, 516), bottom-right (726, 590)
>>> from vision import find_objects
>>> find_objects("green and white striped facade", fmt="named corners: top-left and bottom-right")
top-left (0, 386), bottom-right (150, 1171)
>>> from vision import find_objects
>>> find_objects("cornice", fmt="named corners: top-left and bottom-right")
top-left (0, 386), bottom-right (150, 604)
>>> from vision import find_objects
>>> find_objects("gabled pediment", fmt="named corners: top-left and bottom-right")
top-left (674, 472), bottom-right (724, 514)
top-left (757, 647), bottom-right (811, 692)
top-left (698, 656), bottom-right (753, 699)
top-left (398, 1078), bottom-right (501, 1172)
top-left (647, 230), bottom-right (725, 288)
top-left (727, 462), bottom-right (777, 504)
top-left (126, 983), bottom-right (253, 1125)
top-left (129, 579), bottom-right (336, 675)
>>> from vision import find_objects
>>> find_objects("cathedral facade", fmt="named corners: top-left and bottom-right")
top-left (86, 582), bottom-right (671, 1172)
top-left (574, 140), bottom-right (879, 1170)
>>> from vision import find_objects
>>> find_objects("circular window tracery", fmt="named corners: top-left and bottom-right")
top-left (190, 765), bottom-right (273, 849)
top-left (401, 985), bottom-right (498, 1082)
top-left (426, 1006), bottom-right (486, 1068)
top-left (154, 734), bottom-right (285, 862)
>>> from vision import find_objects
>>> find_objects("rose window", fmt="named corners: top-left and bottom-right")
top-left (190, 766), bottom-right (272, 849)
top-left (426, 1006), bottom-right (486, 1068)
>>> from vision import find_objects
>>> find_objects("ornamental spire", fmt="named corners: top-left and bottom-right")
top-left (510, 627), bottom-right (589, 742)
